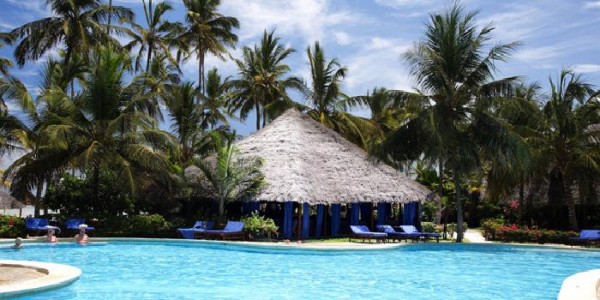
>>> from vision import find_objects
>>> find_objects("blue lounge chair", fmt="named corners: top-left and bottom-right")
top-left (178, 221), bottom-right (214, 239)
top-left (400, 225), bottom-right (441, 243)
top-left (25, 217), bottom-right (61, 235)
top-left (376, 225), bottom-right (420, 242)
top-left (65, 218), bottom-right (96, 232)
top-left (349, 225), bottom-right (387, 243)
top-left (200, 221), bottom-right (245, 240)
top-left (569, 230), bottom-right (600, 247)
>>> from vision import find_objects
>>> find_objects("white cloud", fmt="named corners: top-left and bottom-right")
top-left (220, 0), bottom-right (362, 45)
top-left (479, 6), bottom-right (548, 42)
top-left (584, 1), bottom-right (600, 9)
top-left (374, 0), bottom-right (436, 8)
top-left (573, 64), bottom-right (600, 73)
top-left (344, 37), bottom-right (414, 95)
top-left (333, 31), bottom-right (351, 46)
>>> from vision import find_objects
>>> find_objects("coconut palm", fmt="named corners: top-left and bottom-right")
top-left (126, 0), bottom-right (181, 73)
top-left (29, 47), bottom-right (174, 202)
top-left (376, 3), bottom-right (527, 242)
top-left (193, 131), bottom-right (264, 222)
top-left (304, 42), bottom-right (370, 148)
top-left (537, 69), bottom-right (600, 230)
top-left (181, 0), bottom-right (239, 95)
top-left (200, 68), bottom-right (233, 130)
top-left (229, 30), bottom-right (303, 130)
top-left (164, 81), bottom-right (203, 165)
top-left (10, 0), bottom-right (134, 66)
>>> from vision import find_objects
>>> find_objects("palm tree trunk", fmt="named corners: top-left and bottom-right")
top-left (262, 107), bottom-right (267, 128)
top-left (218, 198), bottom-right (225, 223)
top-left (145, 44), bottom-right (153, 75)
top-left (454, 173), bottom-right (464, 243)
top-left (435, 161), bottom-right (444, 224)
top-left (518, 181), bottom-right (525, 225)
top-left (107, 0), bottom-right (113, 35)
top-left (255, 102), bottom-right (261, 131)
top-left (34, 179), bottom-right (43, 217)
top-left (198, 49), bottom-right (205, 100)
top-left (564, 178), bottom-right (578, 230)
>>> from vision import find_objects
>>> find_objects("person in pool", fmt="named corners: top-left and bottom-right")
top-left (12, 237), bottom-right (23, 249)
top-left (74, 224), bottom-right (89, 244)
top-left (46, 229), bottom-right (58, 243)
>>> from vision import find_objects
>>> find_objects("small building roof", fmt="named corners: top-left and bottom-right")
top-left (236, 109), bottom-right (432, 204)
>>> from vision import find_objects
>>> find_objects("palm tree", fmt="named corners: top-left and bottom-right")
top-left (194, 131), bottom-right (264, 222)
top-left (304, 42), bottom-right (370, 147)
top-left (229, 30), bottom-right (303, 130)
top-left (10, 0), bottom-right (134, 66)
top-left (164, 81), bottom-right (203, 165)
top-left (537, 69), bottom-right (600, 230)
top-left (376, 3), bottom-right (527, 242)
top-left (200, 68), bottom-right (233, 130)
top-left (126, 0), bottom-right (181, 73)
top-left (181, 0), bottom-right (239, 96)
top-left (34, 47), bottom-right (173, 202)
top-left (486, 83), bottom-right (544, 225)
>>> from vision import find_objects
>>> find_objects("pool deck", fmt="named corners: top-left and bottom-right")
top-left (0, 260), bottom-right (81, 298)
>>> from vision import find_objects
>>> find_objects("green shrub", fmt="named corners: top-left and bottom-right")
top-left (127, 214), bottom-right (172, 237)
top-left (421, 222), bottom-right (438, 233)
top-left (481, 218), bottom-right (504, 240)
top-left (446, 222), bottom-right (469, 237)
top-left (0, 215), bottom-right (25, 238)
top-left (241, 213), bottom-right (278, 240)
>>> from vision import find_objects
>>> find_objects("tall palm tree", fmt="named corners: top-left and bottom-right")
top-left (537, 69), bottom-right (600, 230)
top-left (126, 0), bottom-right (181, 73)
top-left (194, 131), bottom-right (264, 222)
top-left (33, 47), bottom-right (173, 202)
top-left (181, 0), bottom-right (239, 96)
top-left (229, 30), bottom-right (303, 130)
top-left (200, 68), bottom-right (233, 130)
top-left (376, 3), bottom-right (527, 242)
top-left (304, 42), bottom-right (370, 147)
top-left (10, 0), bottom-right (134, 66)
top-left (164, 81), bottom-right (203, 165)
top-left (486, 83), bottom-right (544, 225)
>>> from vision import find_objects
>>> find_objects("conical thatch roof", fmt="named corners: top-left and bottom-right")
top-left (236, 109), bottom-right (432, 204)
top-left (0, 190), bottom-right (25, 209)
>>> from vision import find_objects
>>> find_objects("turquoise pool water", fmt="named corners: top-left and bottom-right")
top-left (1, 241), bottom-right (599, 299)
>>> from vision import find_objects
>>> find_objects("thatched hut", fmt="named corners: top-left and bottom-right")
top-left (0, 190), bottom-right (25, 211)
top-left (233, 109), bottom-right (432, 239)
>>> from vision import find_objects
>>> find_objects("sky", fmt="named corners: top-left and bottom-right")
top-left (1, 0), bottom-right (600, 165)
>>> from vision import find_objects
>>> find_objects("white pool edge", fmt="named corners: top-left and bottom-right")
top-left (558, 269), bottom-right (600, 300)
top-left (0, 260), bottom-right (81, 298)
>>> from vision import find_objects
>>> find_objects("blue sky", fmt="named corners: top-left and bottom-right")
top-left (1, 0), bottom-right (600, 137)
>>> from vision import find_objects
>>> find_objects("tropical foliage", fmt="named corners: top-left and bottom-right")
top-left (0, 0), bottom-right (598, 241)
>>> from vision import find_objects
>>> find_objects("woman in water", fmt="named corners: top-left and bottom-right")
top-left (74, 224), bottom-right (89, 244)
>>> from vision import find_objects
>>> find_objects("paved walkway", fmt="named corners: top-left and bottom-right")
top-left (463, 229), bottom-right (490, 243)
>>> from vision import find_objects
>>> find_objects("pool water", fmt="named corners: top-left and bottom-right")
top-left (1, 241), bottom-right (599, 299)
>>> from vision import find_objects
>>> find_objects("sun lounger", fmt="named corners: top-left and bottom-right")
top-left (178, 221), bottom-right (214, 239)
top-left (400, 225), bottom-right (441, 243)
top-left (198, 221), bottom-right (245, 241)
top-left (65, 218), bottom-right (96, 232)
top-left (376, 225), bottom-right (420, 242)
top-left (25, 217), bottom-right (61, 235)
top-left (349, 225), bottom-right (387, 243)
top-left (569, 230), bottom-right (600, 247)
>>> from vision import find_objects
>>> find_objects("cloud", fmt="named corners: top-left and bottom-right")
top-left (573, 64), bottom-right (600, 73)
top-left (344, 37), bottom-right (414, 95)
top-left (333, 31), bottom-right (351, 46)
top-left (374, 0), bottom-right (436, 8)
top-left (513, 45), bottom-right (565, 62)
top-left (220, 0), bottom-right (363, 45)
top-left (584, 1), bottom-right (600, 9)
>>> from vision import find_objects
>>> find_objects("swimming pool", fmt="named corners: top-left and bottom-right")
top-left (1, 241), bottom-right (599, 299)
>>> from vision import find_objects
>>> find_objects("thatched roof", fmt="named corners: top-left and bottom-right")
top-left (235, 109), bottom-right (432, 205)
top-left (0, 190), bottom-right (25, 209)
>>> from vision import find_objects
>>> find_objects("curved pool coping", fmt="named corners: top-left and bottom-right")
top-left (0, 260), bottom-right (81, 298)
top-left (558, 269), bottom-right (600, 300)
